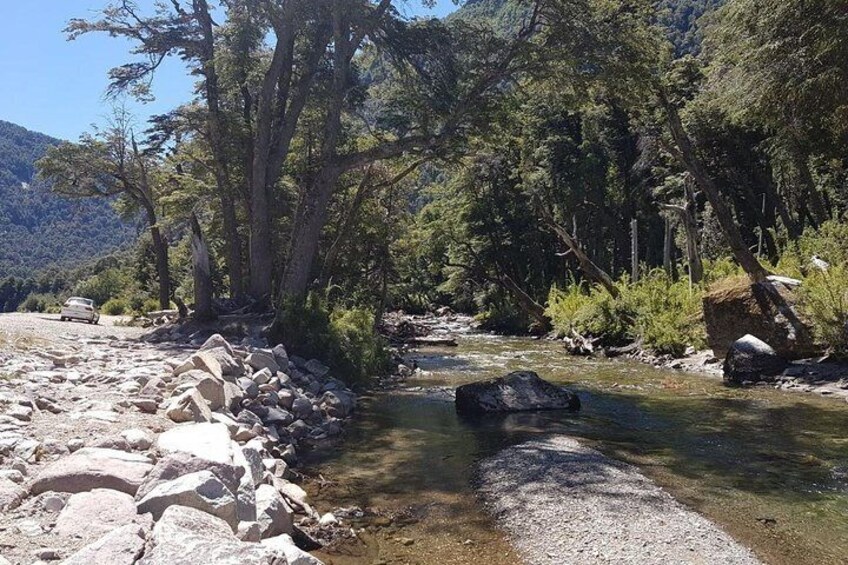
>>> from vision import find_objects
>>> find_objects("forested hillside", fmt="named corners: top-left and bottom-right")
top-left (0, 120), bottom-right (135, 278)
top-left (16, 0), bottom-right (848, 364)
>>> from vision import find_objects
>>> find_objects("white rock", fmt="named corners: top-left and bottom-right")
top-left (245, 351), bottom-right (279, 374)
top-left (189, 351), bottom-right (224, 380)
top-left (139, 505), bottom-right (277, 564)
top-left (156, 423), bottom-right (233, 464)
top-left (136, 470), bottom-right (238, 529)
top-left (62, 523), bottom-right (148, 565)
top-left (165, 388), bottom-right (212, 423)
top-left (56, 488), bottom-right (146, 540)
top-left (262, 533), bottom-right (324, 565)
top-left (121, 428), bottom-right (153, 451)
top-left (254, 484), bottom-right (294, 538)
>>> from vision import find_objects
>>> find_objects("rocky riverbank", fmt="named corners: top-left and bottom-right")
top-left (618, 343), bottom-right (848, 403)
top-left (0, 313), bottom-right (357, 564)
top-left (475, 436), bottom-right (763, 565)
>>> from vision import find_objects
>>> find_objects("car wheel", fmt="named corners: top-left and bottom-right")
top-left (60, 316), bottom-right (65, 321)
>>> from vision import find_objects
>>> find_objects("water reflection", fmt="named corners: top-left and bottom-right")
top-left (307, 334), bottom-right (848, 565)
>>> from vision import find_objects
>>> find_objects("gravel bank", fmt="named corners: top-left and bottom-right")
top-left (476, 436), bottom-right (763, 565)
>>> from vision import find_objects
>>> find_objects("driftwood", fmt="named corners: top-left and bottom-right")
top-left (404, 336), bottom-right (459, 347)
top-left (563, 330), bottom-right (599, 356)
top-left (603, 340), bottom-right (643, 358)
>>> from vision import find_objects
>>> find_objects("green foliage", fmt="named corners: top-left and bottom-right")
top-left (137, 298), bottom-right (164, 315)
top-left (275, 295), bottom-right (391, 385)
top-left (102, 298), bottom-right (130, 315)
top-left (0, 120), bottom-right (136, 279)
top-left (72, 268), bottom-right (132, 306)
top-left (475, 301), bottom-right (532, 335)
top-left (19, 293), bottom-right (59, 313)
top-left (624, 270), bottom-right (705, 356)
top-left (547, 270), bottom-right (705, 357)
top-left (798, 267), bottom-right (848, 357)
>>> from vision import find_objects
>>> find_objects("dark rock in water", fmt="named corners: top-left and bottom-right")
top-left (723, 334), bottom-right (788, 386)
top-left (455, 371), bottom-right (580, 414)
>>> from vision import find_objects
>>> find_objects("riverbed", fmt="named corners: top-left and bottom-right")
top-left (305, 332), bottom-right (848, 564)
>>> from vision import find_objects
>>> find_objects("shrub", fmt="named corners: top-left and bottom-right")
top-left (475, 303), bottom-right (533, 334)
top-left (275, 294), bottom-right (391, 385)
top-left (19, 293), bottom-right (55, 313)
top-left (546, 270), bottom-right (705, 357)
top-left (798, 266), bottom-right (848, 356)
top-left (102, 298), bottom-right (130, 316)
top-left (624, 270), bottom-right (705, 357)
top-left (137, 298), bottom-right (163, 316)
top-left (546, 282), bottom-right (633, 345)
top-left (72, 268), bottom-right (131, 305)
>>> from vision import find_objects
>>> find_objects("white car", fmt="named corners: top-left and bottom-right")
top-left (60, 297), bottom-right (100, 324)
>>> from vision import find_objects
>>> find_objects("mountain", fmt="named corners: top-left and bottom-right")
top-left (451, 0), bottom-right (725, 55)
top-left (0, 120), bottom-right (136, 278)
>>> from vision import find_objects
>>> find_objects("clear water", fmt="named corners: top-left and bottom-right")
top-left (306, 334), bottom-right (848, 565)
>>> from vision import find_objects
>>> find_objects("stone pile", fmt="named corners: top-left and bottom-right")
top-left (0, 331), bottom-right (354, 564)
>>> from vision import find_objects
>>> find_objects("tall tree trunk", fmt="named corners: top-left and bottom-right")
top-left (281, 167), bottom-right (342, 302)
top-left (496, 271), bottom-right (551, 330)
top-left (190, 214), bottom-right (215, 321)
top-left (788, 141), bottom-right (829, 227)
top-left (195, 0), bottom-right (244, 299)
top-left (663, 216), bottom-right (674, 276)
top-left (149, 222), bottom-right (170, 310)
top-left (320, 166), bottom-right (374, 286)
top-left (660, 93), bottom-right (769, 282)
top-left (220, 193), bottom-right (243, 298)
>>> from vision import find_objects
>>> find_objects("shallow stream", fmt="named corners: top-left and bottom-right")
top-left (306, 332), bottom-right (848, 565)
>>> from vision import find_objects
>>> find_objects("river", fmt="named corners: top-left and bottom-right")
top-left (305, 330), bottom-right (848, 565)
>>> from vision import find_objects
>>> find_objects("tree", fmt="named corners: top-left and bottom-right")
top-left (37, 113), bottom-right (173, 308)
top-left (706, 0), bottom-right (848, 228)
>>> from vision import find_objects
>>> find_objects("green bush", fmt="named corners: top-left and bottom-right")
top-left (137, 298), bottom-right (163, 316)
top-left (546, 270), bottom-right (705, 357)
top-left (546, 282), bottom-right (633, 345)
top-left (275, 295), bottom-right (391, 385)
top-left (624, 270), bottom-right (705, 357)
top-left (798, 266), bottom-right (848, 356)
top-left (102, 298), bottom-right (130, 316)
top-left (72, 268), bottom-right (131, 305)
top-left (19, 293), bottom-right (56, 313)
top-left (475, 303), bottom-right (533, 334)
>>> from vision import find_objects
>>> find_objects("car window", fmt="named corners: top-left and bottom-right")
top-left (66, 298), bottom-right (93, 307)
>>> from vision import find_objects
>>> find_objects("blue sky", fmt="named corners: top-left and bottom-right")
top-left (0, 1), bottom-right (458, 140)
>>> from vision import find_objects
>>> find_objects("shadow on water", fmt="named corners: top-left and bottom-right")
top-left (306, 335), bottom-right (848, 565)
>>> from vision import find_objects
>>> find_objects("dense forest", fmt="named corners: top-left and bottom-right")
top-left (0, 120), bottom-right (135, 307)
top-left (4, 0), bottom-right (844, 369)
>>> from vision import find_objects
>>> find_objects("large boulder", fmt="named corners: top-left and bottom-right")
top-left (703, 275), bottom-right (820, 360)
top-left (262, 534), bottom-right (324, 565)
top-left (62, 523), bottom-right (148, 565)
top-left (156, 423), bottom-right (234, 465)
top-left (723, 334), bottom-right (789, 386)
top-left (30, 448), bottom-right (153, 495)
top-left (136, 452), bottom-right (243, 501)
top-left (0, 478), bottom-right (26, 511)
top-left (254, 484), bottom-right (294, 538)
top-left (136, 470), bottom-right (238, 529)
top-left (320, 391), bottom-right (355, 418)
top-left (245, 351), bottom-right (279, 374)
top-left (138, 505), bottom-right (278, 565)
top-left (165, 388), bottom-right (213, 423)
top-left (55, 488), bottom-right (149, 540)
top-left (455, 371), bottom-right (580, 414)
